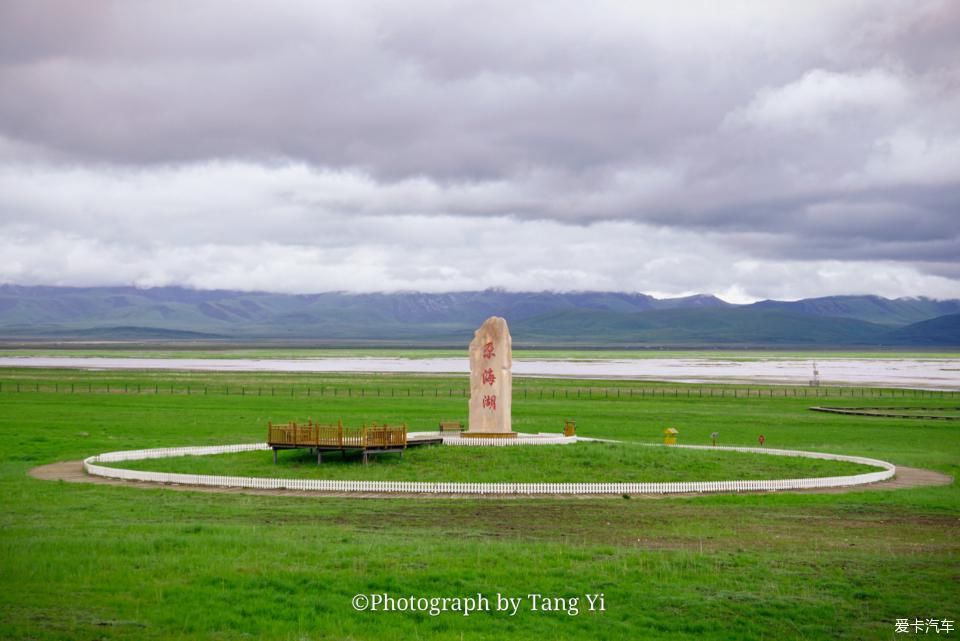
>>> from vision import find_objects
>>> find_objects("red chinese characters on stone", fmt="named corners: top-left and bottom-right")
top-left (482, 395), bottom-right (497, 410)
top-left (481, 367), bottom-right (496, 385)
top-left (482, 341), bottom-right (495, 360)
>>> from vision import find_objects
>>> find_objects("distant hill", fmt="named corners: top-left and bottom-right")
top-left (749, 295), bottom-right (960, 326)
top-left (0, 285), bottom-right (957, 346)
top-left (882, 313), bottom-right (960, 346)
top-left (511, 308), bottom-right (891, 345)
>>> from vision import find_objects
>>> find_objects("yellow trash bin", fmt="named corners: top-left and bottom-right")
top-left (663, 427), bottom-right (679, 445)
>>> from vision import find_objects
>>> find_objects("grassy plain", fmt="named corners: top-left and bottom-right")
top-left (1, 368), bottom-right (958, 641)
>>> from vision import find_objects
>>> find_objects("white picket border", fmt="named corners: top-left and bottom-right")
top-left (82, 434), bottom-right (896, 495)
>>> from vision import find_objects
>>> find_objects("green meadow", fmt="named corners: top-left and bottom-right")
top-left (106, 441), bottom-right (871, 483)
top-left (1, 368), bottom-right (958, 640)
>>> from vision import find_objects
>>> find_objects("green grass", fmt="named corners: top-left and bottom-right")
top-left (105, 441), bottom-right (872, 483)
top-left (1, 368), bottom-right (958, 640)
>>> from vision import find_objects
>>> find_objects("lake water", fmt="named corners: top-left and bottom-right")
top-left (1, 356), bottom-right (958, 389)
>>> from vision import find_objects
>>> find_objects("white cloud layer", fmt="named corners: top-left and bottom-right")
top-left (2, 169), bottom-right (958, 302)
top-left (728, 69), bottom-right (909, 132)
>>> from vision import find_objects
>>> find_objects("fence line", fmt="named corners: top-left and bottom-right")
top-left (83, 438), bottom-right (896, 496)
top-left (1, 380), bottom-right (956, 400)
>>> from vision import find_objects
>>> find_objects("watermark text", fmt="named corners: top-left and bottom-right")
top-left (351, 592), bottom-right (606, 617)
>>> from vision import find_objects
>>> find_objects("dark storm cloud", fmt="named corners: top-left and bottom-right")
top-left (0, 0), bottom-right (958, 299)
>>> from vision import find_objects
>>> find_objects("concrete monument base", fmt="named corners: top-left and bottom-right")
top-left (460, 432), bottom-right (518, 439)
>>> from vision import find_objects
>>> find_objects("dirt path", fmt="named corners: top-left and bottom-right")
top-left (28, 460), bottom-right (953, 500)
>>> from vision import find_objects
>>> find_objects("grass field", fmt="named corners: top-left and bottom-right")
top-left (105, 441), bottom-right (873, 483)
top-left (1, 368), bottom-right (958, 640)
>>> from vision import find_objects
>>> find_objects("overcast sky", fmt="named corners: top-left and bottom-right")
top-left (1, 1), bottom-right (958, 302)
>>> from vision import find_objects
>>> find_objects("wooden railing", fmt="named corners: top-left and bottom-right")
top-left (365, 424), bottom-right (407, 448)
top-left (268, 420), bottom-right (406, 449)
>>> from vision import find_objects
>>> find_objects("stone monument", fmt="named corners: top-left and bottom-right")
top-left (465, 316), bottom-right (515, 437)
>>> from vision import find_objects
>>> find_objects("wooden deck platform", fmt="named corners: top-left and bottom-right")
top-left (268, 420), bottom-right (407, 464)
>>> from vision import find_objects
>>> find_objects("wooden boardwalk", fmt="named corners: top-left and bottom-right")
top-left (267, 420), bottom-right (407, 464)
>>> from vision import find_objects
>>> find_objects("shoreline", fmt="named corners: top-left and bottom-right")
top-left (1, 355), bottom-right (959, 390)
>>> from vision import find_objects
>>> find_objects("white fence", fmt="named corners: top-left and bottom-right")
top-left (83, 438), bottom-right (896, 496)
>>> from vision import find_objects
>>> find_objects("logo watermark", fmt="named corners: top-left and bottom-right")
top-left (351, 592), bottom-right (606, 617)
top-left (895, 619), bottom-right (954, 634)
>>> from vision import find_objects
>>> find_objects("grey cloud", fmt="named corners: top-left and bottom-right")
top-left (0, 1), bottom-right (936, 175)
top-left (0, 0), bottom-right (957, 299)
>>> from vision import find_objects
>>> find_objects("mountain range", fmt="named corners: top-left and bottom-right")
top-left (0, 285), bottom-right (958, 346)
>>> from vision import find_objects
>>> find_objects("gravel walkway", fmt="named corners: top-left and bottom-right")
top-left (29, 460), bottom-right (952, 500)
